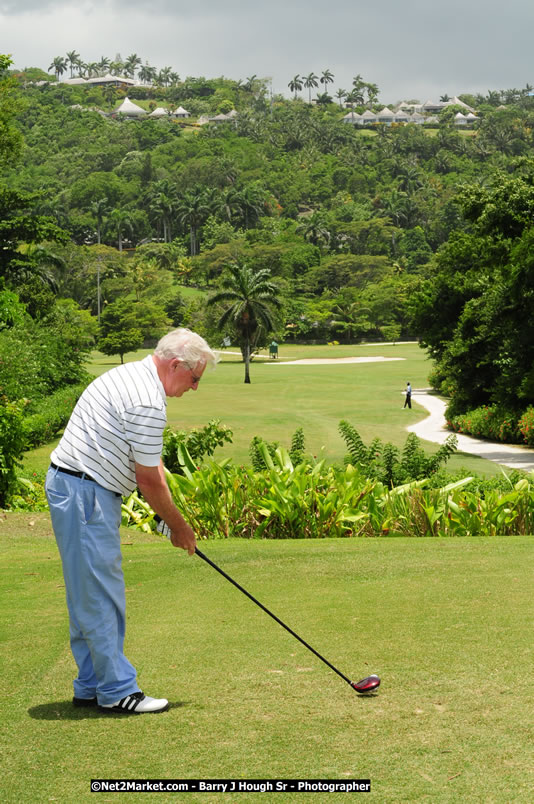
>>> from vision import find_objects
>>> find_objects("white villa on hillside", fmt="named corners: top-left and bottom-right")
top-left (64, 74), bottom-right (136, 88)
top-left (343, 96), bottom-right (479, 126)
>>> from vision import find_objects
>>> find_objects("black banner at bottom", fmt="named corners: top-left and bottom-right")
top-left (90, 779), bottom-right (371, 794)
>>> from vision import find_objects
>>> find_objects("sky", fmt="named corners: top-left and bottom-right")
top-left (1, 0), bottom-right (533, 104)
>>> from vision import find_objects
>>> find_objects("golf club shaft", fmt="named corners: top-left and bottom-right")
top-left (195, 547), bottom-right (353, 686)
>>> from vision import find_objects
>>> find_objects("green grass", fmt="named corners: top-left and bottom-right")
top-left (22, 342), bottom-right (502, 478)
top-left (2, 515), bottom-right (533, 802)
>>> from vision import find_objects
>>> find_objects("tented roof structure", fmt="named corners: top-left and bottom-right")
top-left (342, 111), bottom-right (361, 122)
top-left (377, 106), bottom-right (394, 118)
top-left (115, 97), bottom-right (145, 116)
top-left (149, 107), bottom-right (169, 118)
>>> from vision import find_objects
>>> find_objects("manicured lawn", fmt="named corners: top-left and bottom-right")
top-left (2, 515), bottom-right (533, 802)
top-left (22, 342), bottom-right (502, 478)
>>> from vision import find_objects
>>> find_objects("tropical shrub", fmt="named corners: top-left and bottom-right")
top-left (23, 381), bottom-right (88, 448)
top-left (249, 426), bottom-right (308, 471)
top-left (162, 419), bottom-right (233, 474)
top-left (518, 407), bottom-right (534, 446)
top-left (8, 470), bottom-right (49, 512)
top-left (0, 397), bottom-right (28, 508)
top-left (119, 450), bottom-right (534, 540)
top-left (338, 420), bottom-right (458, 486)
top-left (449, 405), bottom-right (520, 443)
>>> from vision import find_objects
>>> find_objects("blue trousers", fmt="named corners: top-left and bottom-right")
top-left (45, 467), bottom-right (138, 705)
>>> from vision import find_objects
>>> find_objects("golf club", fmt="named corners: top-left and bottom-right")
top-left (195, 547), bottom-right (380, 695)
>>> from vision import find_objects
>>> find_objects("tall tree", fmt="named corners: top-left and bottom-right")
top-left (124, 53), bottom-right (142, 78)
top-left (66, 50), bottom-right (80, 78)
top-left (320, 69), bottom-right (334, 91)
top-left (288, 74), bottom-right (303, 100)
top-left (335, 88), bottom-right (347, 108)
top-left (303, 72), bottom-right (319, 104)
top-left (90, 198), bottom-right (110, 245)
top-left (48, 56), bottom-right (67, 81)
top-left (208, 263), bottom-right (282, 383)
top-left (176, 189), bottom-right (211, 256)
top-left (138, 63), bottom-right (157, 84)
top-left (98, 56), bottom-right (111, 74)
top-left (109, 208), bottom-right (134, 252)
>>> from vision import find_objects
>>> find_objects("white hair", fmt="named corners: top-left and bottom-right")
top-left (154, 328), bottom-right (219, 369)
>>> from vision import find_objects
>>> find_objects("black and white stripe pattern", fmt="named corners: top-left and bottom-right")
top-left (51, 356), bottom-right (166, 496)
top-left (106, 692), bottom-right (145, 712)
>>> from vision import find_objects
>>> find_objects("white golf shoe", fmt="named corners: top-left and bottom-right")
top-left (100, 691), bottom-right (169, 714)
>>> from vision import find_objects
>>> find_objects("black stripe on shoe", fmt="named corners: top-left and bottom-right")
top-left (100, 692), bottom-right (145, 713)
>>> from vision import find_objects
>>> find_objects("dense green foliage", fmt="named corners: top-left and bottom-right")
top-left (0, 397), bottom-right (27, 507)
top-left (411, 171), bottom-right (534, 422)
top-left (3, 72), bottom-right (534, 354)
top-left (0, 59), bottom-right (93, 505)
top-left (23, 382), bottom-right (88, 448)
top-left (338, 420), bottom-right (458, 486)
top-left (118, 451), bottom-right (534, 539)
top-left (161, 419), bottom-right (234, 474)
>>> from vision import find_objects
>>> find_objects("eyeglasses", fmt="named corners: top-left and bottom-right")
top-left (183, 362), bottom-right (202, 384)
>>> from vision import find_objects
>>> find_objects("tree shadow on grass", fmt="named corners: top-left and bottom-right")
top-left (28, 701), bottom-right (190, 720)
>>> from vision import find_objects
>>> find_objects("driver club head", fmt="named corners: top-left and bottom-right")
top-left (351, 675), bottom-right (381, 694)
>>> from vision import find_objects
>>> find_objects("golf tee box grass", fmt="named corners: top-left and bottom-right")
top-left (2, 514), bottom-right (534, 803)
top-left (195, 546), bottom-right (380, 694)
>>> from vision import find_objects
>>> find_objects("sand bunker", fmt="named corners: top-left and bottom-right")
top-left (267, 356), bottom-right (405, 365)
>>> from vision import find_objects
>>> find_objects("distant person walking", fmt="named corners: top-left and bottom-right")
top-left (269, 340), bottom-right (278, 359)
top-left (404, 381), bottom-right (412, 409)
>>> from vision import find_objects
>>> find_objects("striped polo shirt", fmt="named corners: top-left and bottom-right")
top-left (51, 355), bottom-right (166, 496)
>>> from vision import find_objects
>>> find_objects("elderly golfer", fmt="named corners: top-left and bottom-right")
top-left (45, 328), bottom-right (218, 714)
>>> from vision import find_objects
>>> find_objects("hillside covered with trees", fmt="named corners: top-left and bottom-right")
top-left (2, 53), bottom-right (534, 467)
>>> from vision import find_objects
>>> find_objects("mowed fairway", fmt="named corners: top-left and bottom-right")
top-left (22, 342), bottom-right (502, 478)
top-left (2, 515), bottom-right (533, 802)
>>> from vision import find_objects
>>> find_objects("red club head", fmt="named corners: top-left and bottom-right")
top-left (351, 674), bottom-right (380, 693)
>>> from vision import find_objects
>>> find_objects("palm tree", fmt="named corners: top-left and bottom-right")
top-left (296, 213), bottom-right (331, 248)
top-left (110, 208), bottom-right (134, 252)
top-left (303, 72), bottom-right (319, 104)
top-left (66, 50), bottom-right (80, 78)
top-left (232, 185), bottom-right (266, 229)
top-left (365, 82), bottom-right (380, 106)
top-left (335, 88), bottom-right (347, 108)
top-left (90, 198), bottom-right (110, 244)
top-left (320, 69), bottom-right (334, 91)
top-left (124, 53), bottom-right (142, 78)
top-left (20, 243), bottom-right (67, 293)
top-left (138, 63), bottom-right (157, 85)
top-left (346, 88), bottom-right (364, 110)
top-left (176, 188), bottom-right (211, 255)
top-left (329, 300), bottom-right (372, 342)
top-left (315, 92), bottom-right (333, 106)
top-left (148, 189), bottom-right (176, 242)
top-left (245, 75), bottom-right (257, 93)
top-left (288, 74), bottom-right (303, 100)
top-left (48, 56), bottom-right (67, 81)
top-left (102, 84), bottom-right (117, 109)
top-left (157, 67), bottom-right (173, 87)
top-left (109, 60), bottom-right (124, 76)
top-left (207, 263), bottom-right (282, 383)
top-left (98, 56), bottom-right (111, 75)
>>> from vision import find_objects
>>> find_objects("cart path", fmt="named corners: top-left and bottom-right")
top-left (408, 390), bottom-right (534, 472)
